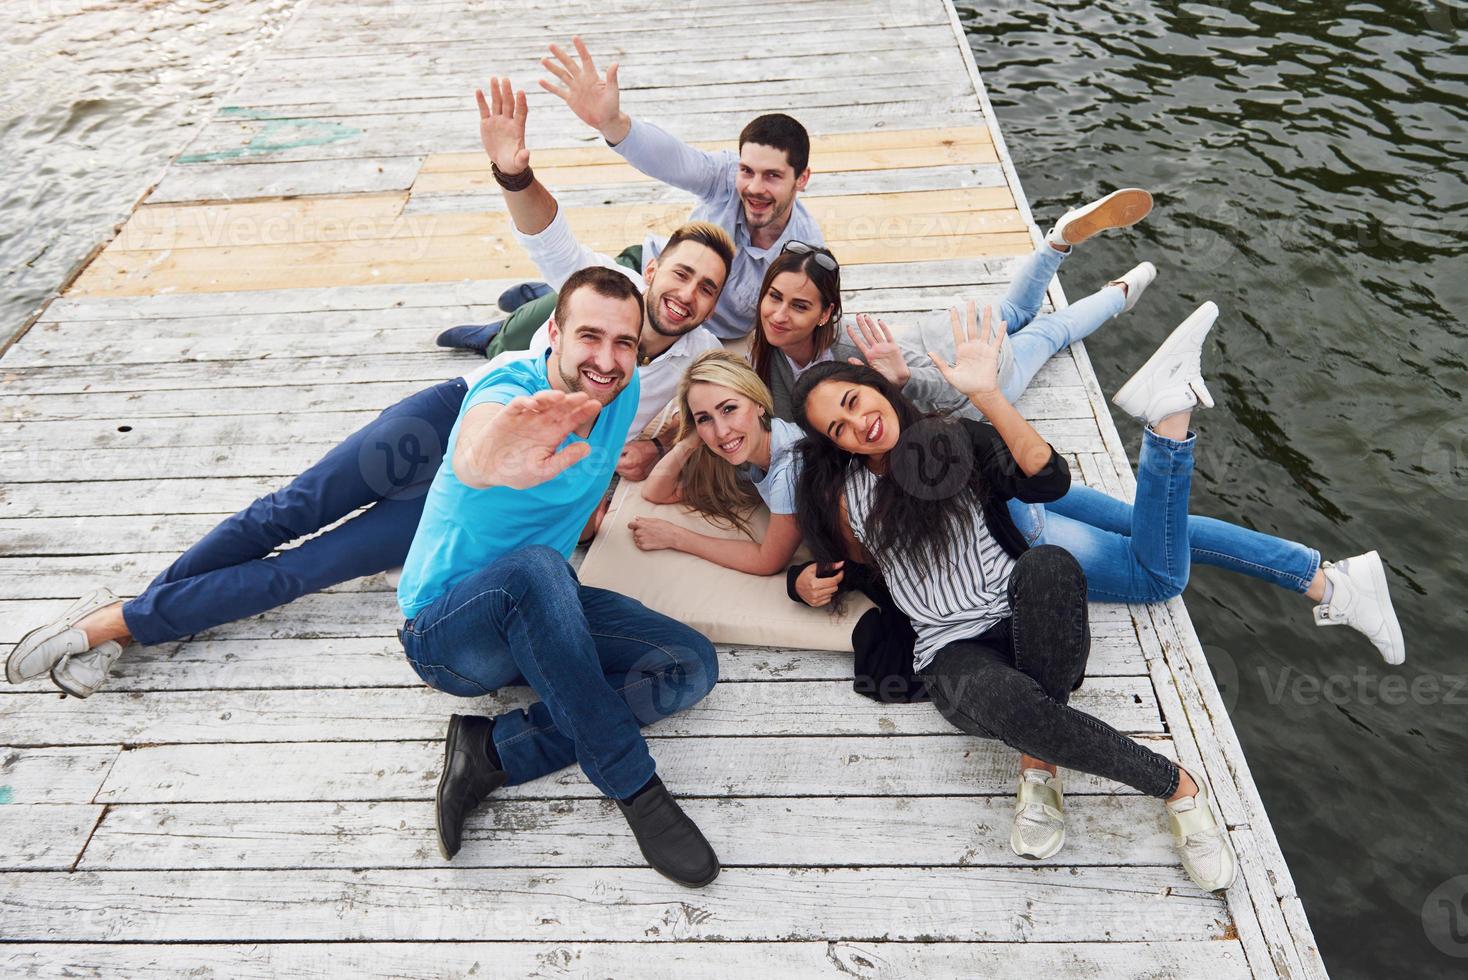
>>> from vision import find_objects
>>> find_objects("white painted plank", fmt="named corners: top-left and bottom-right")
top-left (0, 804), bottom-right (102, 870)
top-left (0, 676), bottom-right (1164, 746)
top-left (0, 866), bottom-right (1228, 943)
top-left (0, 940), bottom-right (1255, 980)
top-left (0, 747), bottom-right (120, 805)
top-left (148, 156), bottom-right (424, 204)
top-left (82, 795), bottom-right (1178, 870)
top-left (95, 736), bottom-right (1179, 804)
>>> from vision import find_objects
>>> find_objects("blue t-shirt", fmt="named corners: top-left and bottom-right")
top-left (741, 417), bottom-right (802, 516)
top-left (396, 353), bottom-right (640, 618)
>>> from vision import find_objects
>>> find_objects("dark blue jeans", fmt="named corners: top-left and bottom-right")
top-left (398, 546), bottom-right (718, 799)
top-left (122, 378), bottom-right (468, 645)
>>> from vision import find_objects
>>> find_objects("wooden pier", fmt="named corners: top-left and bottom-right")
top-left (0, 0), bottom-right (1326, 975)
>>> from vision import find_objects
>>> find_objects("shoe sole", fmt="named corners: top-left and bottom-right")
top-left (1060, 188), bottom-right (1154, 245)
top-left (1112, 301), bottom-right (1218, 414)
top-left (1361, 551), bottom-right (1406, 664)
top-left (435, 714), bottom-right (463, 860)
top-left (645, 855), bottom-right (721, 889)
top-left (1010, 826), bottom-right (1066, 861)
top-left (49, 658), bottom-right (92, 699)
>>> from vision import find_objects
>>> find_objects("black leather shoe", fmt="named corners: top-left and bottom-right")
top-left (435, 321), bottom-right (505, 354)
top-left (616, 777), bottom-right (720, 887)
top-left (436, 714), bottom-right (507, 860)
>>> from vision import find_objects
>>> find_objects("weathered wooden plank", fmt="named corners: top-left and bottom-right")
top-left (95, 736), bottom-right (1179, 804)
top-left (0, 627), bottom-right (1147, 689)
top-left (0, 747), bottom-right (120, 805)
top-left (0, 866), bottom-right (1228, 943)
top-left (81, 795), bottom-right (1178, 870)
top-left (148, 156), bottom-right (424, 204)
top-left (0, 804), bottom-right (102, 870)
top-left (0, 676), bottom-right (1164, 746)
top-left (0, 940), bottom-right (1255, 980)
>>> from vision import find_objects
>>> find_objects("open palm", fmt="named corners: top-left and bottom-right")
top-left (929, 301), bottom-right (1005, 398)
top-left (845, 313), bottom-right (910, 386)
top-left (476, 76), bottom-right (529, 174)
top-left (539, 37), bottom-right (621, 134)
top-left (493, 390), bottom-right (601, 489)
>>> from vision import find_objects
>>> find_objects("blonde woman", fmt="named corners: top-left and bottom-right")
top-left (631, 351), bottom-right (803, 575)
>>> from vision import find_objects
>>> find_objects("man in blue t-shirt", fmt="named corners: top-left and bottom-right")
top-left (397, 266), bottom-right (721, 889)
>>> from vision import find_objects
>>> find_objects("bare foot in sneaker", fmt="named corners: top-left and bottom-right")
top-left (1046, 188), bottom-right (1154, 252)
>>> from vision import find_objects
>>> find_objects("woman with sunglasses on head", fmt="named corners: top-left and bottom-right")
top-left (751, 190), bottom-right (1161, 422)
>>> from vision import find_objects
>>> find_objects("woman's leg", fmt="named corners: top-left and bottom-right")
top-left (920, 546), bottom-right (1180, 799)
top-left (1047, 484), bottom-right (1321, 594)
top-left (995, 243), bottom-right (1068, 334)
top-left (1001, 284), bottom-right (1126, 402)
top-left (1031, 427), bottom-right (1196, 603)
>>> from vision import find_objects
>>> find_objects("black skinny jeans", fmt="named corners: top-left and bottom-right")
top-left (919, 545), bottom-right (1181, 800)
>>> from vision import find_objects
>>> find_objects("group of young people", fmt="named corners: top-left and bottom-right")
top-left (9, 39), bottom-right (1406, 894)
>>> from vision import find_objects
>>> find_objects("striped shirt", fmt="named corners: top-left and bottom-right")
top-left (845, 465), bottom-right (1016, 671)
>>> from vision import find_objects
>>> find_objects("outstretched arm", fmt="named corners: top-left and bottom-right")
top-left (453, 389), bottom-right (601, 490)
top-left (539, 37), bottom-right (730, 201)
top-left (630, 512), bottom-right (804, 577)
top-left (928, 301), bottom-right (1054, 477)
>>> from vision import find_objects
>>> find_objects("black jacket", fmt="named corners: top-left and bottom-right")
top-left (787, 419), bottom-right (1071, 703)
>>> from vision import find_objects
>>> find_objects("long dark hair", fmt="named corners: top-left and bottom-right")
top-left (791, 362), bottom-right (986, 575)
top-left (749, 248), bottom-right (842, 388)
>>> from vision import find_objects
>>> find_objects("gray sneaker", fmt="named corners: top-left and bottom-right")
top-left (6, 588), bottom-right (120, 684)
top-left (51, 641), bottom-right (127, 698)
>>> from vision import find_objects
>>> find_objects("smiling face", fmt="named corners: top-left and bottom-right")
top-left (804, 379), bottom-right (901, 457)
top-left (686, 381), bottom-right (769, 467)
top-left (546, 289), bottom-right (642, 405)
top-left (644, 240), bottom-right (727, 337)
top-left (736, 142), bottom-right (809, 232)
top-left (759, 269), bottom-right (832, 357)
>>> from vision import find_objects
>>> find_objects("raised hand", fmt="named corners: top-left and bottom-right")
top-left (845, 313), bottom-right (910, 386)
top-left (484, 390), bottom-right (601, 489)
top-left (928, 300), bottom-right (1006, 399)
top-left (538, 36), bottom-right (629, 142)
top-left (475, 76), bottom-right (529, 174)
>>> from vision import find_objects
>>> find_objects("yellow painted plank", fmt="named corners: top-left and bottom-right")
top-left (415, 142), bottom-right (999, 194)
top-left (68, 224), bottom-right (1032, 297)
top-left (110, 187), bottom-right (1017, 253)
top-left (418, 125), bottom-right (993, 175)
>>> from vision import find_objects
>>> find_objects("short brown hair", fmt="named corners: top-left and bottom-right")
top-left (554, 266), bottom-right (645, 329)
top-left (662, 221), bottom-right (736, 280)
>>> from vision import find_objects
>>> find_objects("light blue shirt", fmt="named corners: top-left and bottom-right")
top-left (396, 353), bottom-right (641, 618)
top-left (742, 417), bottom-right (803, 516)
top-left (612, 118), bottom-right (826, 340)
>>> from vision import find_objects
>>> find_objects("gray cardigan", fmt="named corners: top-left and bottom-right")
top-left (767, 311), bottom-right (1016, 422)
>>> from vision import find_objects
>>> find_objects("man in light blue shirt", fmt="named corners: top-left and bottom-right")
top-left (399, 265), bottom-right (722, 888)
top-left (440, 37), bottom-right (824, 353)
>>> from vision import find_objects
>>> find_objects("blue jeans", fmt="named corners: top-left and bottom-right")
top-left (122, 378), bottom-right (468, 645)
top-left (398, 546), bottom-right (718, 799)
top-left (1008, 429), bottom-right (1321, 603)
top-left (1000, 244), bottom-right (1126, 404)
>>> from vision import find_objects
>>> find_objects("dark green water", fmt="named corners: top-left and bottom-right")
top-left (960, 1), bottom-right (1468, 975)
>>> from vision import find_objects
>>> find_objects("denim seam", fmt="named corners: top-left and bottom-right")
top-left (1191, 547), bottom-right (1316, 593)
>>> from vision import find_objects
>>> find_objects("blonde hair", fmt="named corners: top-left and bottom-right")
top-left (674, 350), bottom-right (776, 538)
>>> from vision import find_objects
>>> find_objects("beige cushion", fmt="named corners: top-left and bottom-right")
top-left (579, 479), bottom-right (872, 651)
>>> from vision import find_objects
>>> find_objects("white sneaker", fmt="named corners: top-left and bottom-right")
top-left (1046, 188), bottom-right (1154, 249)
top-left (1108, 261), bottom-right (1157, 313)
top-left (1315, 551), bottom-right (1406, 664)
top-left (6, 588), bottom-right (120, 684)
top-left (51, 641), bottom-right (127, 699)
top-left (1167, 770), bottom-right (1237, 893)
top-left (1112, 301), bottom-right (1218, 427)
top-left (1010, 768), bottom-right (1066, 860)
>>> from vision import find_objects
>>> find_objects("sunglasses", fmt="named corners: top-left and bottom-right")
top-left (781, 240), bottom-right (839, 272)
